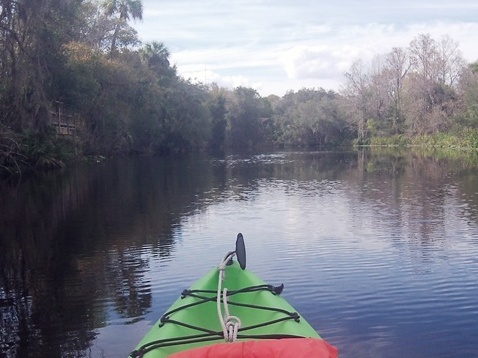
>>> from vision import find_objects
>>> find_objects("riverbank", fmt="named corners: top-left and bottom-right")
top-left (3, 128), bottom-right (478, 176)
top-left (369, 128), bottom-right (478, 150)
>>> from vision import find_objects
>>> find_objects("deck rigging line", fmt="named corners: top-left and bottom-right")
top-left (129, 284), bottom-right (302, 358)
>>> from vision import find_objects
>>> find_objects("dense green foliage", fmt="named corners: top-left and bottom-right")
top-left (272, 88), bottom-right (352, 147)
top-left (1, 0), bottom-right (478, 174)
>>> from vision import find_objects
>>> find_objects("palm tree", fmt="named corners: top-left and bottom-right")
top-left (102, 0), bottom-right (143, 54)
top-left (140, 42), bottom-right (177, 84)
top-left (140, 41), bottom-right (170, 69)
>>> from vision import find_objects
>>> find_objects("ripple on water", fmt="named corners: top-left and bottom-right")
top-left (93, 153), bottom-right (478, 358)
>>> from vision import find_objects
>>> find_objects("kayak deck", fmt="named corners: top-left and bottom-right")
top-left (131, 261), bottom-right (323, 358)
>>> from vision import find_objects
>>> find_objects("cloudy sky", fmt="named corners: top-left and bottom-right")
top-left (134, 0), bottom-right (478, 96)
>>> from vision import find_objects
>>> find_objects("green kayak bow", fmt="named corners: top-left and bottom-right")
top-left (130, 234), bottom-right (337, 358)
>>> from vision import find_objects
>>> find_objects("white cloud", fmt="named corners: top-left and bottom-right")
top-left (281, 46), bottom-right (332, 79)
top-left (134, 1), bottom-right (478, 96)
top-left (176, 64), bottom-right (259, 91)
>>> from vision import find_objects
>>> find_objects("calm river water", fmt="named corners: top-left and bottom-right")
top-left (1, 150), bottom-right (478, 358)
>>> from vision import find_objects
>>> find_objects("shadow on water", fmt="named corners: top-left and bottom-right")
top-left (0, 154), bottom-right (229, 357)
top-left (1, 149), bottom-right (478, 357)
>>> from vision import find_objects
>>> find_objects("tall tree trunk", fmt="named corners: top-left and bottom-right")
top-left (110, 21), bottom-right (120, 55)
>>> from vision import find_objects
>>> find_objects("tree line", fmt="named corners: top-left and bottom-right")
top-left (1, 0), bottom-right (478, 173)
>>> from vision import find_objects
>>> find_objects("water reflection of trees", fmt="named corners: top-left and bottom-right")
top-left (347, 148), bottom-right (478, 255)
top-left (222, 149), bottom-right (478, 256)
top-left (0, 155), bottom-right (227, 357)
top-left (221, 151), bottom-right (357, 193)
top-left (218, 149), bottom-right (478, 247)
top-left (0, 172), bottom-right (98, 357)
